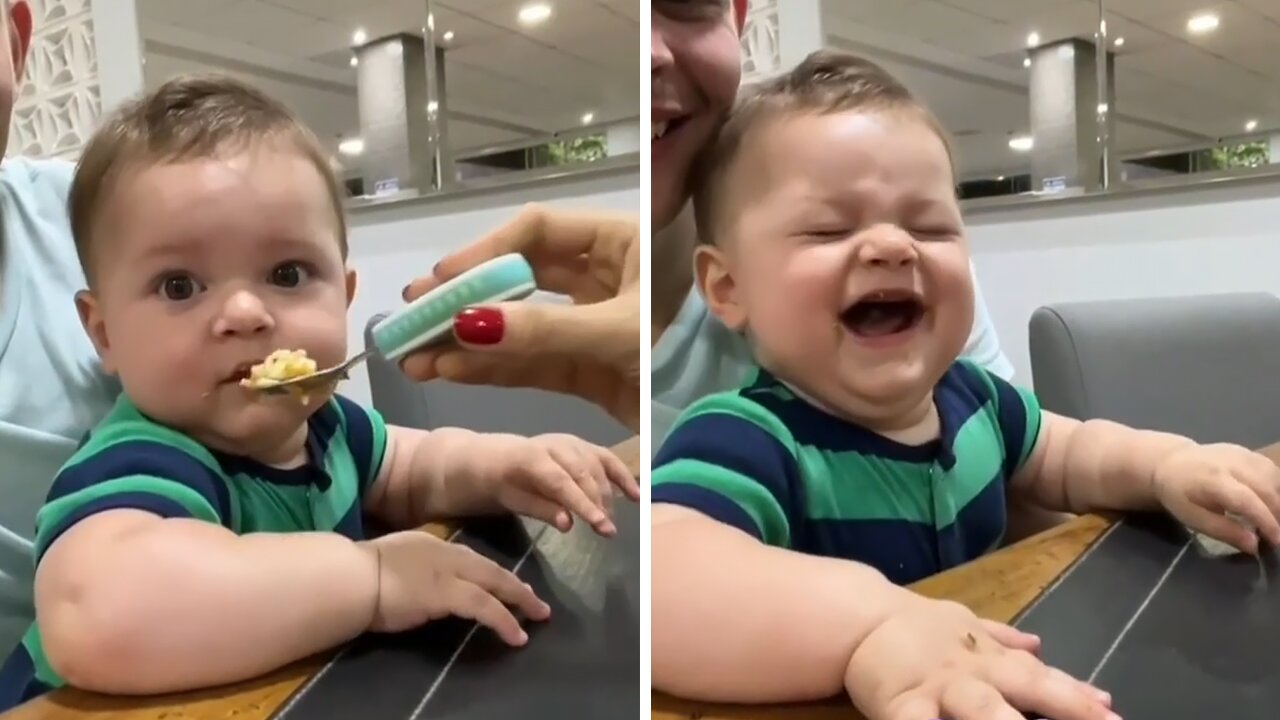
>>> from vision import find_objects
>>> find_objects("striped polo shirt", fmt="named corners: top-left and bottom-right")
top-left (0, 393), bottom-right (388, 710)
top-left (652, 359), bottom-right (1042, 585)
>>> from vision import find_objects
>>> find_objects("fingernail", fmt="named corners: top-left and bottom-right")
top-left (454, 306), bottom-right (504, 345)
top-left (518, 630), bottom-right (528, 644)
top-left (401, 284), bottom-right (412, 301)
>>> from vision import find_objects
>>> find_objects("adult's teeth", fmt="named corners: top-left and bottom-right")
top-left (652, 121), bottom-right (668, 140)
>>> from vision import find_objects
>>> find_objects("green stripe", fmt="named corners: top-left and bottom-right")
top-left (22, 625), bottom-right (62, 689)
top-left (1016, 388), bottom-right (1042, 470)
top-left (671, 392), bottom-right (801, 452)
top-left (35, 476), bottom-right (221, 556)
top-left (69, 398), bottom-right (223, 478)
top-left (652, 458), bottom-right (791, 547)
top-left (365, 406), bottom-right (388, 489)
top-left (798, 447), bottom-right (933, 523)
top-left (797, 402), bottom-right (1003, 528)
top-left (315, 440), bottom-right (360, 532)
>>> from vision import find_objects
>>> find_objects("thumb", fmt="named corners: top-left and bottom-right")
top-left (451, 298), bottom-right (635, 364)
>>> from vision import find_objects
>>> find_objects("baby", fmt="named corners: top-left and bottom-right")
top-left (0, 75), bottom-right (638, 709)
top-left (651, 50), bottom-right (1280, 720)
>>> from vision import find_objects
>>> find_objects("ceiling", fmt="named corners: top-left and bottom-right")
top-left (135, 0), bottom-right (640, 156)
top-left (819, 0), bottom-right (1280, 179)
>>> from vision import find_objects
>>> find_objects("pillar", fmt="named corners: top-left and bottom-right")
top-left (605, 119), bottom-right (639, 156)
top-left (1028, 38), bottom-right (1116, 192)
top-left (354, 30), bottom-right (450, 195)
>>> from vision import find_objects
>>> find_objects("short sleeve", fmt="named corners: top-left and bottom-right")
top-left (956, 359), bottom-right (1043, 479)
top-left (651, 393), bottom-right (801, 547)
top-left (330, 394), bottom-right (389, 494)
top-left (960, 261), bottom-right (1015, 381)
top-left (34, 440), bottom-right (230, 563)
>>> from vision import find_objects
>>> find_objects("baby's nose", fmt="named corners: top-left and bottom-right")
top-left (213, 290), bottom-right (275, 337)
top-left (856, 225), bottom-right (918, 268)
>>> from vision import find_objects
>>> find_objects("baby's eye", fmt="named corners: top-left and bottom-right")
top-left (269, 262), bottom-right (311, 288)
top-left (804, 229), bottom-right (850, 241)
top-left (158, 273), bottom-right (203, 301)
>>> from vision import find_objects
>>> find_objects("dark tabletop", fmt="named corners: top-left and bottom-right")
top-left (272, 500), bottom-right (640, 720)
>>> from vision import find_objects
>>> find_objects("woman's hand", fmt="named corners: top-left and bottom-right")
top-left (400, 203), bottom-right (640, 432)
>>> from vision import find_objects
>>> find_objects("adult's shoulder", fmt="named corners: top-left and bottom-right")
top-left (0, 156), bottom-right (75, 203)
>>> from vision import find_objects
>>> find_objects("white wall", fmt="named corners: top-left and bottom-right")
top-left (337, 167), bottom-right (640, 405)
top-left (965, 174), bottom-right (1280, 385)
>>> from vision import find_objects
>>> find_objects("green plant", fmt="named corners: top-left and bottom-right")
top-left (1207, 141), bottom-right (1269, 169)
top-left (544, 134), bottom-right (607, 165)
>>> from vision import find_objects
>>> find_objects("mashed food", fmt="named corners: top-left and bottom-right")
top-left (240, 349), bottom-right (317, 389)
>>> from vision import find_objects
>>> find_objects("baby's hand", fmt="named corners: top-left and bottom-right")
top-left (360, 530), bottom-right (550, 644)
top-left (1153, 443), bottom-right (1280, 553)
top-left (845, 597), bottom-right (1114, 720)
top-left (482, 433), bottom-right (639, 536)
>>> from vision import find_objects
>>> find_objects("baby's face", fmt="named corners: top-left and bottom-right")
top-left (708, 110), bottom-right (974, 425)
top-left (78, 145), bottom-right (353, 456)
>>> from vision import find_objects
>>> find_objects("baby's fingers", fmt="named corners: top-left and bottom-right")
top-left (532, 456), bottom-right (615, 536)
top-left (445, 580), bottom-right (529, 646)
top-left (1179, 501), bottom-right (1259, 554)
top-left (1231, 464), bottom-right (1280, 545)
top-left (601, 446), bottom-right (640, 501)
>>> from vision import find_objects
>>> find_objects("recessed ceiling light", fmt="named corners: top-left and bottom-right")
top-left (1246, 119), bottom-right (1259, 132)
top-left (339, 138), bottom-right (364, 156)
top-left (581, 111), bottom-right (595, 125)
top-left (1187, 12), bottom-right (1219, 34)
top-left (427, 100), bottom-right (439, 114)
top-left (1023, 57), bottom-right (1031, 68)
top-left (1097, 103), bottom-right (1109, 114)
top-left (997, 175), bottom-right (1006, 181)
top-left (349, 55), bottom-right (358, 67)
top-left (1026, 31), bottom-right (1040, 47)
top-left (1114, 36), bottom-right (1125, 47)
top-left (443, 30), bottom-right (454, 42)
top-left (518, 2), bottom-right (552, 25)
top-left (1009, 135), bottom-right (1034, 152)
top-left (352, 28), bottom-right (367, 45)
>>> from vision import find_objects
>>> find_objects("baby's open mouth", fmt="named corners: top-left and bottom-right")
top-left (224, 361), bottom-right (258, 384)
top-left (841, 289), bottom-right (925, 338)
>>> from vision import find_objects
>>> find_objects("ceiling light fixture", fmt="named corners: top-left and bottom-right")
top-left (1009, 135), bottom-right (1034, 152)
top-left (1246, 119), bottom-right (1259, 132)
top-left (518, 2), bottom-right (552, 25)
top-left (1026, 31), bottom-right (1040, 47)
top-left (581, 111), bottom-right (595, 125)
top-left (349, 55), bottom-right (358, 67)
top-left (352, 28), bottom-right (367, 45)
top-left (1114, 36), bottom-right (1125, 47)
top-left (1187, 12), bottom-right (1219, 34)
top-left (339, 138), bottom-right (364, 156)
top-left (1023, 57), bottom-right (1031, 68)
top-left (443, 30), bottom-right (454, 42)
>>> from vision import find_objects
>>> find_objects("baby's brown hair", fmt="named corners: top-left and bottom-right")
top-left (692, 50), bottom-right (955, 245)
top-left (69, 73), bottom-right (348, 283)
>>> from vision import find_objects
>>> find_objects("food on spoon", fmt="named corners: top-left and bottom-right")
top-left (240, 349), bottom-right (318, 403)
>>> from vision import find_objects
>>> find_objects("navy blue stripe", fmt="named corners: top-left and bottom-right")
top-left (331, 501), bottom-right (366, 541)
top-left (38, 493), bottom-right (194, 563)
top-left (654, 413), bottom-right (803, 535)
top-left (652, 483), bottom-right (762, 541)
top-left (988, 375), bottom-right (1032, 481)
top-left (332, 394), bottom-right (376, 490)
top-left (945, 476), bottom-right (1007, 566)
top-left (50, 441), bottom-right (231, 525)
top-left (806, 518), bottom-right (941, 585)
top-left (0, 641), bottom-right (50, 713)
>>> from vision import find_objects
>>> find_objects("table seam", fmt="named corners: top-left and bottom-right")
top-left (406, 535), bottom-right (540, 720)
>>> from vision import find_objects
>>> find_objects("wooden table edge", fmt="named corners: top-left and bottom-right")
top-left (2, 437), bottom-right (640, 720)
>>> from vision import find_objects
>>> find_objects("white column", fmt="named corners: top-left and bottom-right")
top-left (605, 118), bottom-right (639, 156)
top-left (7, 0), bottom-right (143, 160)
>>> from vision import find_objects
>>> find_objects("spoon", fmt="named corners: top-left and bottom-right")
top-left (243, 253), bottom-right (536, 398)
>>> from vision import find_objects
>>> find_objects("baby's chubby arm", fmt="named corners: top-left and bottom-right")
top-left (1009, 412), bottom-right (1190, 514)
top-left (35, 509), bottom-right (379, 695)
top-left (651, 503), bottom-right (909, 703)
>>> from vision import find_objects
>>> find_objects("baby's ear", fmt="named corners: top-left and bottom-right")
top-left (693, 244), bottom-right (747, 332)
top-left (74, 289), bottom-right (114, 373)
top-left (344, 267), bottom-right (358, 307)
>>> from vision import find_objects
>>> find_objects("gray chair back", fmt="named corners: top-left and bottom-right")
top-left (1028, 292), bottom-right (1280, 448)
top-left (364, 314), bottom-right (631, 445)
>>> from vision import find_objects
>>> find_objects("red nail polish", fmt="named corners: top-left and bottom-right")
top-left (454, 306), bottom-right (504, 345)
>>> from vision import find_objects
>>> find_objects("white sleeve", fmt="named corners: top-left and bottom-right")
top-left (962, 261), bottom-right (1015, 381)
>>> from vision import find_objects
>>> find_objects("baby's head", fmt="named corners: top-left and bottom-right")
top-left (71, 74), bottom-right (354, 456)
top-left (692, 50), bottom-right (974, 429)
